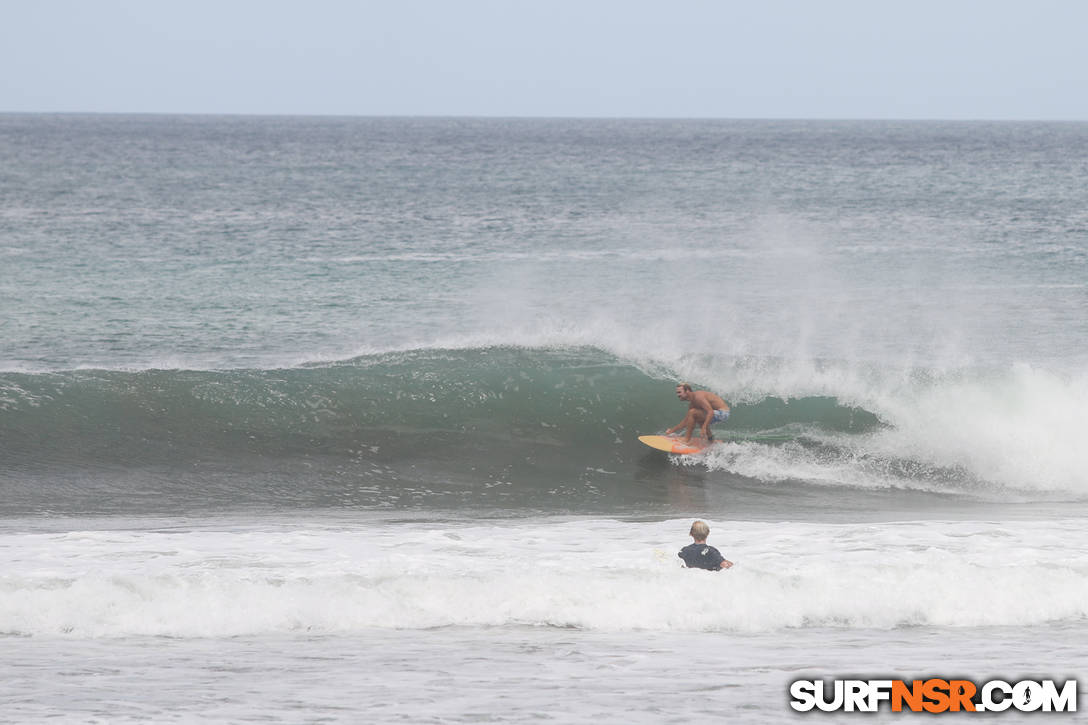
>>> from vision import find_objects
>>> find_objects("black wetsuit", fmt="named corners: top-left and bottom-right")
top-left (678, 542), bottom-right (726, 570)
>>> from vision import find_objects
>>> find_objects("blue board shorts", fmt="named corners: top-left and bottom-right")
top-left (711, 408), bottom-right (730, 424)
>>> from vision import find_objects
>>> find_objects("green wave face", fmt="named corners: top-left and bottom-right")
top-left (0, 346), bottom-right (934, 516)
top-left (1, 347), bottom-right (879, 460)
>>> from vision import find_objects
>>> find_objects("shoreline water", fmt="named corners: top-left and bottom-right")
top-left (4, 622), bottom-right (1086, 723)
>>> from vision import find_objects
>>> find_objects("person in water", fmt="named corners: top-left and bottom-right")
top-left (678, 520), bottom-right (734, 570)
top-left (665, 383), bottom-right (730, 443)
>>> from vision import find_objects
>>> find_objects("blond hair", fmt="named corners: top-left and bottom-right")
top-left (689, 520), bottom-right (710, 540)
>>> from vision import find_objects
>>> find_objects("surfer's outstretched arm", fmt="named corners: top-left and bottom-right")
top-left (665, 410), bottom-right (694, 437)
top-left (666, 410), bottom-right (702, 443)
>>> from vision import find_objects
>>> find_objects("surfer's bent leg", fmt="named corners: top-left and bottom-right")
top-left (687, 409), bottom-right (709, 442)
top-left (706, 409), bottom-right (730, 442)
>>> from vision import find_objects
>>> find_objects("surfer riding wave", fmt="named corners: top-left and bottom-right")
top-left (665, 383), bottom-right (730, 444)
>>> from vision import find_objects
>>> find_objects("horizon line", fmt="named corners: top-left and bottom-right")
top-left (2, 110), bottom-right (1086, 124)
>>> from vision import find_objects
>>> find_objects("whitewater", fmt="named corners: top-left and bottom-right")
top-left (2, 115), bottom-right (1087, 722)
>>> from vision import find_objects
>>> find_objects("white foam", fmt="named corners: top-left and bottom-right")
top-left (673, 357), bottom-right (1088, 495)
top-left (869, 364), bottom-right (1088, 492)
top-left (2, 518), bottom-right (1086, 638)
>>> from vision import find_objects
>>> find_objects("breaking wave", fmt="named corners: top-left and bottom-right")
top-left (1, 345), bottom-right (1086, 515)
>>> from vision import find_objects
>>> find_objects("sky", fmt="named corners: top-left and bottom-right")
top-left (2, 0), bottom-right (1087, 120)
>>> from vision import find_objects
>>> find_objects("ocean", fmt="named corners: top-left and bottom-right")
top-left (1, 114), bottom-right (1086, 722)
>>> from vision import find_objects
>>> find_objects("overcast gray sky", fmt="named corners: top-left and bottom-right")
top-left (2, 0), bottom-right (1086, 119)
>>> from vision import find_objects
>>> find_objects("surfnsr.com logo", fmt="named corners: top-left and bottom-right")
top-left (789, 678), bottom-right (1078, 713)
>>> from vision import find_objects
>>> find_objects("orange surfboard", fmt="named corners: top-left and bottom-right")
top-left (638, 435), bottom-right (715, 455)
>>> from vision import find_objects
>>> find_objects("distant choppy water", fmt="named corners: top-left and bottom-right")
top-left (1, 115), bottom-right (1087, 722)
top-left (4, 115), bottom-right (1087, 371)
